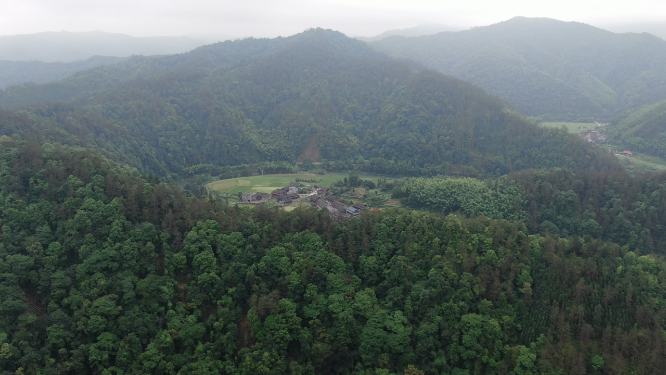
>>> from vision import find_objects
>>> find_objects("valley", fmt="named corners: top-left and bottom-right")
top-left (540, 119), bottom-right (666, 173)
top-left (1, 19), bottom-right (666, 375)
top-left (206, 172), bottom-right (382, 197)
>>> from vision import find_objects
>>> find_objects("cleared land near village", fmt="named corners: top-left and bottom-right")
top-left (206, 172), bottom-right (386, 197)
top-left (539, 122), bottom-right (666, 172)
top-left (540, 122), bottom-right (597, 133)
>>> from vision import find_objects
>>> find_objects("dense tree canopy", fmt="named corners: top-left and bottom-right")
top-left (391, 168), bottom-right (666, 254)
top-left (1, 139), bottom-right (665, 374)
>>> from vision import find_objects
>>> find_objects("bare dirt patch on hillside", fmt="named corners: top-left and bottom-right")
top-left (298, 135), bottom-right (320, 162)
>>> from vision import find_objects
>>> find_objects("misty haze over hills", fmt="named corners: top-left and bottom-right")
top-left (596, 21), bottom-right (666, 41)
top-left (354, 24), bottom-right (463, 42)
top-left (0, 31), bottom-right (233, 62)
top-left (0, 56), bottom-right (127, 89)
top-left (4, 17), bottom-right (666, 119)
top-left (371, 17), bottom-right (666, 121)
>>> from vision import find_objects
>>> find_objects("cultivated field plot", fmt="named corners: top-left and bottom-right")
top-left (615, 153), bottom-right (666, 173)
top-left (540, 122), bottom-right (598, 133)
top-left (206, 172), bottom-right (384, 197)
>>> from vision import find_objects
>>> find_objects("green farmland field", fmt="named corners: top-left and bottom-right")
top-left (540, 122), bottom-right (599, 133)
top-left (206, 172), bottom-right (386, 200)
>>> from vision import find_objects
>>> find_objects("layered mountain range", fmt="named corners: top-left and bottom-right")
top-left (0, 29), bottom-right (614, 179)
top-left (1, 21), bottom-right (665, 375)
top-left (371, 17), bottom-right (666, 121)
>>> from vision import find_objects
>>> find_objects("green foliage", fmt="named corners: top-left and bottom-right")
top-left (0, 29), bottom-right (620, 181)
top-left (0, 139), bottom-right (664, 374)
top-left (606, 99), bottom-right (666, 158)
top-left (392, 168), bottom-right (666, 255)
top-left (392, 176), bottom-right (528, 221)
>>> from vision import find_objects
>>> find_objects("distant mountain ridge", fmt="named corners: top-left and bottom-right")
top-left (355, 24), bottom-right (461, 42)
top-left (0, 29), bottom-right (617, 179)
top-left (370, 17), bottom-right (666, 121)
top-left (0, 56), bottom-right (127, 89)
top-left (0, 31), bottom-right (233, 62)
top-left (597, 21), bottom-right (666, 41)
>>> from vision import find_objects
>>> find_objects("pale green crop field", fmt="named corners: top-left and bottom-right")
top-left (540, 122), bottom-right (599, 133)
top-left (206, 172), bottom-right (385, 197)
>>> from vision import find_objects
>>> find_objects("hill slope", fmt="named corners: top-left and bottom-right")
top-left (371, 17), bottom-right (666, 121)
top-left (605, 99), bottom-right (666, 157)
top-left (0, 29), bottom-right (619, 179)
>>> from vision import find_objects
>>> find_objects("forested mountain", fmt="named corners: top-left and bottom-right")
top-left (0, 31), bottom-right (225, 62)
top-left (370, 17), bottom-right (666, 121)
top-left (2, 138), bottom-right (665, 374)
top-left (0, 56), bottom-right (127, 89)
top-left (604, 99), bottom-right (666, 157)
top-left (0, 29), bottom-right (619, 179)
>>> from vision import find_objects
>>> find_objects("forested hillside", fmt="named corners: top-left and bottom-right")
top-left (390, 168), bottom-right (666, 254)
top-left (2, 138), bottom-right (665, 374)
top-left (2, 16), bottom-right (666, 375)
top-left (370, 17), bottom-right (666, 121)
top-left (0, 29), bottom-right (619, 179)
top-left (605, 99), bottom-right (666, 157)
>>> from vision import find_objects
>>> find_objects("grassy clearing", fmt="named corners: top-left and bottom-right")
top-left (541, 122), bottom-right (598, 133)
top-left (599, 144), bottom-right (666, 173)
top-left (615, 154), bottom-right (666, 173)
top-left (281, 202), bottom-right (312, 212)
top-left (206, 172), bottom-right (387, 202)
top-left (384, 199), bottom-right (403, 208)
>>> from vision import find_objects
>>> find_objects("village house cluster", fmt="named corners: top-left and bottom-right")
top-left (578, 123), bottom-right (634, 157)
top-left (237, 181), bottom-right (369, 219)
top-left (308, 189), bottom-right (369, 219)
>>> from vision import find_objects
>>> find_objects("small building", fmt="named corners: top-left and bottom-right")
top-left (310, 197), bottom-right (326, 208)
top-left (241, 193), bottom-right (253, 203)
top-left (272, 188), bottom-right (287, 196)
top-left (289, 182), bottom-right (301, 188)
top-left (354, 202), bottom-right (370, 211)
top-left (346, 207), bottom-right (360, 216)
top-left (329, 199), bottom-right (347, 212)
top-left (622, 150), bottom-right (634, 157)
top-left (254, 193), bottom-right (271, 201)
top-left (277, 195), bottom-right (293, 204)
top-left (317, 188), bottom-right (328, 196)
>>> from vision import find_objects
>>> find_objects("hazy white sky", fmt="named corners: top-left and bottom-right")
top-left (1, 0), bottom-right (665, 37)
